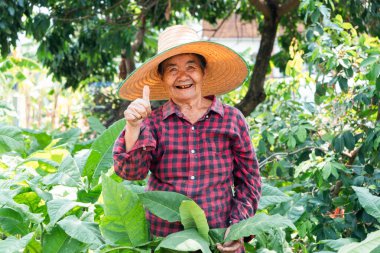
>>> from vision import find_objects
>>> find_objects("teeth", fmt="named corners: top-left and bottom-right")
top-left (176, 84), bottom-right (192, 89)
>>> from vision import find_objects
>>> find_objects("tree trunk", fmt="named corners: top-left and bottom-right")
top-left (236, 16), bottom-right (279, 116)
top-left (236, 0), bottom-right (300, 116)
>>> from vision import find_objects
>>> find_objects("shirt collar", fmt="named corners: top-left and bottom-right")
top-left (162, 95), bottom-right (225, 120)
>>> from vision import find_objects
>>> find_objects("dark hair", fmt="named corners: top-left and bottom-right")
top-left (157, 53), bottom-right (207, 76)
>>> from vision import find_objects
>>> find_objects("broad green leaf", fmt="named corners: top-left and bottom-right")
top-left (46, 199), bottom-right (90, 231)
top-left (258, 184), bottom-right (291, 210)
top-left (0, 125), bottom-right (24, 154)
top-left (25, 235), bottom-right (42, 253)
top-left (287, 135), bottom-right (296, 148)
top-left (209, 228), bottom-right (227, 244)
top-left (296, 126), bottom-right (307, 143)
top-left (22, 128), bottom-right (52, 152)
top-left (100, 175), bottom-right (149, 246)
top-left (0, 208), bottom-right (29, 235)
top-left (337, 230), bottom-right (380, 253)
top-left (179, 200), bottom-right (210, 242)
top-left (338, 76), bottom-right (348, 92)
top-left (322, 238), bottom-right (357, 250)
top-left (322, 161), bottom-right (332, 180)
top-left (57, 215), bottom-right (103, 247)
top-left (42, 226), bottom-right (87, 253)
top-left (88, 116), bottom-right (106, 134)
top-left (0, 190), bottom-right (43, 224)
top-left (360, 56), bottom-right (378, 68)
top-left (13, 191), bottom-right (41, 214)
top-left (42, 155), bottom-right (84, 188)
top-left (83, 119), bottom-right (125, 186)
top-left (333, 135), bottom-right (344, 153)
top-left (155, 229), bottom-right (212, 253)
top-left (138, 191), bottom-right (191, 222)
top-left (18, 157), bottom-right (59, 174)
top-left (352, 186), bottom-right (380, 222)
top-left (225, 214), bottom-right (296, 242)
top-left (74, 149), bottom-right (91, 175)
top-left (0, 233), bottom-right (33, 253)
top-left (342, 131), bottom-right (355, 151)
top-left (53, 128), bottom-right (81, 151)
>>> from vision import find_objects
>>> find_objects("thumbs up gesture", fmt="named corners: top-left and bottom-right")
top-left (124, 85), bottom-right (152, 128)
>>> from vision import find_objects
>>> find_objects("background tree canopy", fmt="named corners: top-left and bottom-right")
top-left (1, 0), bottom-right (379, 120)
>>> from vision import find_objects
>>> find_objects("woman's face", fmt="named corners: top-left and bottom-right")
top-left (161, 53), bottom-right (205, 104)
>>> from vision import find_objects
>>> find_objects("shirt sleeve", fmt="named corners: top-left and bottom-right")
top-left (229, 111), bottom-right (262, 226)
top-left (113, 121), bottom-right (157, 181)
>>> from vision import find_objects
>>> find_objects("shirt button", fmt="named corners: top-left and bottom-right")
top-left (190, 176), bottom-right (195, 180)
top-left (142, 146), bottom-right (147, 151)
top-left (205, 115), bottom-right (209, 119)
top-left (191, 126), bottom-right (195, 131)
top-left (191, 149), bottom-right (195, 154)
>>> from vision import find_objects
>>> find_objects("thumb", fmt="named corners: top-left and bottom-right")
top-left (143, 85), bottom-right (150, 102)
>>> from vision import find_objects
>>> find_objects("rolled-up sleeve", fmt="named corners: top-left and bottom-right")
top-left (113, 122), bottom-right (156, 181)
top-left (229, 112), bottom-right (262, 225)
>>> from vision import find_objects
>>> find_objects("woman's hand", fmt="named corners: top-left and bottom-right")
top-left (124, 85), bottom-right (151, 128)
top-left (216, 227), bottom-right (244, 253)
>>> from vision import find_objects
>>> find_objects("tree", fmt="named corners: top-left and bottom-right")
top-left (0, 0), bottom-right (378, 121)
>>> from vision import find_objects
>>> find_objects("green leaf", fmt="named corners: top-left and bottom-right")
top-left (209, 228), bottom-right (227, 245)
top-left (337, 230), bottom-right (380, 253)
top-left (258, 184), bottom-right (291, 210)
top-left (88, 116), bottom-right (106, 134)
top-left (0, 208), bottom-right (29, 235)
top-left (42, 155), bottom-right (84, 188)
top-left (322, 238), bottom-right (358, 250)
top-left (225, 214), bottom-right (296, 242)
top-left (155, 229), bottom-right (212, 253)
top-left (0, 125), bottom-right (24, 154)
top-left (360, 56), bottom-right (378, 68)
top-left (322, 161), bottom-right (332, 180)
top-left (42, 226), bottom-right (86, 253)
top-left (295, 126), bottom-right (307, 143)
top-left (46, 199), bottom-right (90, 231)
top-left (287, 135), bottom-right (296, 148)
top-left (83, 119), bottom-right (125, 186)
top-left (100, 175), bottom-right (149, 246)
top-left (338, 76), bottom-right (348, 92)
top-left (368, 64), bottom-right (380, 81)
top-left (0, 233), bottom-right (33, 252)
top-left (179, 200), bottom-right (210, 242)
top-left (0, 190), bottom-right (43, 224)
top-left (333, 135), bottom-right (344, 153)
top-left (138, 191), bottom-right (191, 222)
top-left (352, 187), bottom-right (380, 222)
top-left (342, 131), bottom-right (355, 151)
top-left (57, 215), bottom-right (103, 247)
top-left (53, 128), bottom-right (81, 151)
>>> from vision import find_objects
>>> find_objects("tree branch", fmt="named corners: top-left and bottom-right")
top-left (249, 0), bottom-right (271, 18)
top-left (259, 146), bottom-right (327, 169)
top-left (131, 15), bottom-right (146, 52)
top-left (278, 0), bottom-right (301, 17)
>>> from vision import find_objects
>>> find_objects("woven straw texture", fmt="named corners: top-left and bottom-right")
top-left (118, 25), bottom-right (249, 100)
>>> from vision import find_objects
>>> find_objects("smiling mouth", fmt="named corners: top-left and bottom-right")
top-left (176, 84), bottom-right (193, 89)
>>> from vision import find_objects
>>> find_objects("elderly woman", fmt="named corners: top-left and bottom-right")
top-left (113, 25), bottom-right (261, 252)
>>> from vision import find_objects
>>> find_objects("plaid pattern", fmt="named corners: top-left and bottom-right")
top-left (113, 96), bottom-right (261, 237)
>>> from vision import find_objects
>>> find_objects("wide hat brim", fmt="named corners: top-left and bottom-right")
top-left (118, 41), bottom-right (249, 101)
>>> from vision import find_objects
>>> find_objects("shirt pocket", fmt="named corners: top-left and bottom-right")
top-left (199, 128), bottom-right (233, 177)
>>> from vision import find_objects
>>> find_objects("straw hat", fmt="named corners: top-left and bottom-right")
top-left (118, 25), bottom-right (249, 100)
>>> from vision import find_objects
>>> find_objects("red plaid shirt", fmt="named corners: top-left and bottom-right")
top-left (113, 96), bottom-right (261, 237)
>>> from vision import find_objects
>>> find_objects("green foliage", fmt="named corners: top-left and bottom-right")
top-left (179, 200), bottom-right (210, 242)
top-left (138, 191), bottom-right (191, 222)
